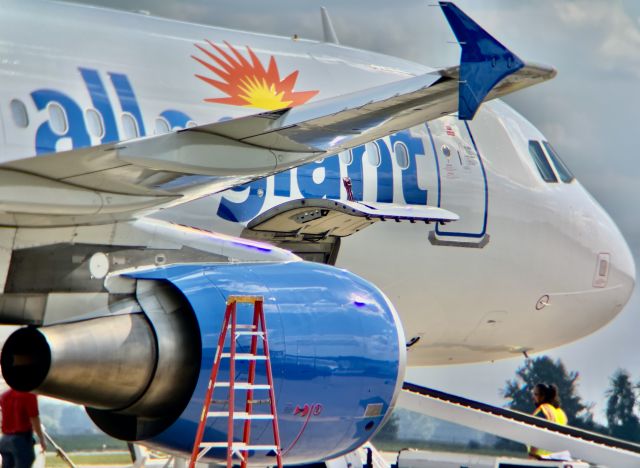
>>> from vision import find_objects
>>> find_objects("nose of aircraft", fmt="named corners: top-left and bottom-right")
top-left (610, 223), bottom-right (636, 304)
top-left (561, 194), bottom-right (637, 344)
top-left (566, 184), bottom-right (637, 340)
top-left (599, 205), bottom-right (636, 312)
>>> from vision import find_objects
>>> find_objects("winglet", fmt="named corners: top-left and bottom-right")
top-left (439, 2), bottom-right (524, 120)
top-left (320, 7), bottom-right (340, 44)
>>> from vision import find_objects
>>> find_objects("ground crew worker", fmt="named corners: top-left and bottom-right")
top-left (528, 383), bottom-right (568, 459)
top-left (0, 388), bottom-right (46, 468)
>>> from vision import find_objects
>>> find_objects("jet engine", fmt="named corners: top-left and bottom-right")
top-left (1, 261), bottom-right (405, 465)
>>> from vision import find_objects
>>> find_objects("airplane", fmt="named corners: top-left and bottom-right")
top-left (0, 0), bottom-right (634, 466)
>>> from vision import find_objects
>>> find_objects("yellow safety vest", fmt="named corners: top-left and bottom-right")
top-left (528, 403), bottom-right (568, 458)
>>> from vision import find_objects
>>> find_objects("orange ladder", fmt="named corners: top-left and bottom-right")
top-left (189, 296), bottom-right (283, 468)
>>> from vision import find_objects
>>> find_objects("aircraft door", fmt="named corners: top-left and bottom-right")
top-left (426, 117), bottom-right (489, 247)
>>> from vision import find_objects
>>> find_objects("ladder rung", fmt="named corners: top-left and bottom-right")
top-left (221, 353), bottom-right (267, 360)
top-left (200, 442), bottom-right (229, 448)
top-left (230, 324), bottom-right (256, 330)
top-left (214, 382), bottom-right (271, 390)
top-left (235, 331), bottom-right (264, 337)
top-left (191, 298), bottom-right (282, 468)
top-left (200, 442), bottom-right (277, 451)
top-left (227, 323), bottom-right (256, 333)
top-left (226, 295), bottom-right (264, 304)
top-left (207, 412), bottom-right (274, 420)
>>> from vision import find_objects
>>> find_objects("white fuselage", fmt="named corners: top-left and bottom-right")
top-left (0, 0), bottom-right (635, 365)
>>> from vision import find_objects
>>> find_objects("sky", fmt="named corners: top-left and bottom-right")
top-left (60, 0), bottom-right (640, 423)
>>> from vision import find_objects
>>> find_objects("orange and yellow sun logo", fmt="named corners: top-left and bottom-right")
top-left (192, 40), bottom-right (319, 111)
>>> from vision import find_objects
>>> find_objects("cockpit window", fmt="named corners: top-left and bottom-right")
top-left (528, 140), bottom-right (557, 183)
top-left (543, 141), bottom-right (574, 183)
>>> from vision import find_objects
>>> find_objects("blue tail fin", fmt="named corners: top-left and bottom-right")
top-left (440, 2), bottom-right (525, 120)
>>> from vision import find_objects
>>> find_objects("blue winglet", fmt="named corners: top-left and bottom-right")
top-left (439, 2), bottom-right (524, 120)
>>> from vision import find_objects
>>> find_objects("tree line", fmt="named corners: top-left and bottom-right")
top-left (375, 355), bottom-right (640, 449)
top-left (503, 356), bottom-right (640, 442)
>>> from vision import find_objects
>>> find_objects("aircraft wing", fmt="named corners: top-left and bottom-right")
top-left (190, 65), bottom-right (552, 154)
top-left (0, 2), bottom-right (554, 227)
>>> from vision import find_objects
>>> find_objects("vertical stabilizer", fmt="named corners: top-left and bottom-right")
top-left (320, 7), bottom-right (339, 44)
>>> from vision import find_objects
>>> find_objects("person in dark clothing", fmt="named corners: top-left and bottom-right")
top-left (0, 389), bottom-right (46, 468)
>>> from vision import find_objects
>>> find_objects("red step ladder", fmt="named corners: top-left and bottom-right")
top-left (189, 296), bottom-right (283, 468)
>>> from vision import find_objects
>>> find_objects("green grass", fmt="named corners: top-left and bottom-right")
top-left (45, 452), bottom-right (132, 468)
top-left (46, 435), bottom-right (128, 452)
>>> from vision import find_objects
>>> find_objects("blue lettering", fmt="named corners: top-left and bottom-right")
top-left (29, 68), bottom-right (433, 217)
top-left (217, 179), bottom-right (267, 222)
top-left (374, 140), bottom-right (393, 203)
top-left (80, 68), bottom-right (120, 144)
top-left (160, 110), bottom-right (193, 129)
top-left (31, 70), bottom-right (200, 155)
top-left (274, 171), bottom-right (291, 198)
top-left (109, 72), bottom-right (146, 136)
top-left (390, 130), bottom-right (427, 205)
top-left (297, 155), bottom-right (340, 199)
top-left (31, 90), bottom-right (91, 154)
top-left (346, 141), bottom-right (393, 202)
top-left (346, 146), bottom-right (365, 201)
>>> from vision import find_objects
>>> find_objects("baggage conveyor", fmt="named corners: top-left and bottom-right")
top-left (399, 382), bottom-right (640, 468)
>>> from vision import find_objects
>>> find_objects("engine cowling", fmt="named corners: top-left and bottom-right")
top-left (1, 261), bottom-right (406, 465)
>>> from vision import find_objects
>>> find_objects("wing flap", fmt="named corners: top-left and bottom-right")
top-left (247, 198), bottom-right (458, 239)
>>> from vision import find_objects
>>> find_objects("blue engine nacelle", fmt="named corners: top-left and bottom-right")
top-left (2, 261), bottom-right (405, 465)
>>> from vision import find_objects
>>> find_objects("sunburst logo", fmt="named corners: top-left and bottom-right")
top-left (192, 40), bottom-right (319, 111)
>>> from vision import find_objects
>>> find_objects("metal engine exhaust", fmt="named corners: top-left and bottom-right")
top-left (1, 280), bottom-right (201, 439)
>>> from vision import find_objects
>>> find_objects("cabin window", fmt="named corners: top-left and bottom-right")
top-left (339, 151), bottom-right (353, 166)
top-left (154, 117), bottom-right (171, 135)
top-left (10, 99), bottom-right (29, 128)
top-left (85, 108), bottom-right (104, 139)
top-left (528, 140), bottom-right (557, 183)
top-left (543, 141), bottom-right (574, 183)
top-left (48, 102), bottom-right (68, 135)
top-left (394, 142), bottom-right (410, 169)
top-left (366, 142), bottom-right (381, 167)
top-left (121, 113), bottom-right (139, 139)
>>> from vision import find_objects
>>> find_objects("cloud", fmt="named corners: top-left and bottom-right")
top-left (555, 1), bottom-right (640, 77)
